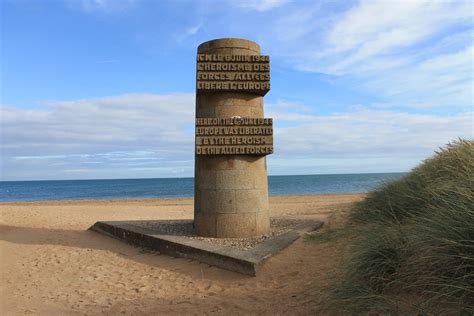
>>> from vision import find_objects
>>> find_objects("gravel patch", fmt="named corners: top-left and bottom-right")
top-left (129, 218), bottom-right (306, 250)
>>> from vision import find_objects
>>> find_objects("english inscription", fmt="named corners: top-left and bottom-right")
top-left (196, 54), bottom-right (270, 96)
top-left (196, 117), bottom-right (273, 156)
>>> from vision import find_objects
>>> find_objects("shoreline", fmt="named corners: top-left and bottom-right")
top-left (0, 192), bottom-right (365, 205)
top-left (0, 172), bottom-right (406, 182)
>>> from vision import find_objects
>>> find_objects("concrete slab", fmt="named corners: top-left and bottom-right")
top-left (88, 218), bottom-right (323, 276)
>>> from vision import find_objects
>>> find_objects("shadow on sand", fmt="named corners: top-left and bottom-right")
top-left (0, 224), bottom-right (249, 280)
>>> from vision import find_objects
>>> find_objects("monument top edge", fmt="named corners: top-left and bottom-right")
top-left (197, 38), bottom-right (261, 54)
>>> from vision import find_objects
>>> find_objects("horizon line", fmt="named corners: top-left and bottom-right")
top-left (0, 171), bottom-right (408, 183)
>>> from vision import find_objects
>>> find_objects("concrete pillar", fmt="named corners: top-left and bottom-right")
top-left (194, 38), bottom-right (271, 238)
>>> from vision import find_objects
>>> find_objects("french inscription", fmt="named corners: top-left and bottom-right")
top-left (196, 117), bottom-right (273, 156)
top-left (196, 54), bottom-right (270, 96)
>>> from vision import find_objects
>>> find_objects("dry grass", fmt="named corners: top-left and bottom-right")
top-left (326, 139), bottom-right (474, 314)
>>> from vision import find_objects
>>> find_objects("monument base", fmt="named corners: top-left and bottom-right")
top-left (88, 218), bottom-right (322, 276)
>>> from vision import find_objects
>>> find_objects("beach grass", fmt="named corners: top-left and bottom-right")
top-left (330, 139), bottom-right (474, 314)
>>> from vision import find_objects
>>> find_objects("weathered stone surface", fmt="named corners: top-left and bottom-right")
top-left (194, 212), bottom-right (216, 236)
top-left (199, 156), bottom-right (263, 171)
top-left (203, 189), bottom-right (236, 213)
top-left (234, 189), bottom-right (268, 213)
top-left (215, 213), bottom-right (257, 237)
top-left (215, 170), bottom-right (255, 189)
top-left (194, 38), bottom-right (273, 238)
top-left (254, 170), bottom-right (269, 189)
top-left (256, 209), bottom-right (271, 233)
top-left (198, 38), bottom-right (260, 54)
top-left (195, 170), bottom-right (216, 189)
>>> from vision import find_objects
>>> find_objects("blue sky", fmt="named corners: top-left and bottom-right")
top-left (1, 0), bottom-right (472, 181)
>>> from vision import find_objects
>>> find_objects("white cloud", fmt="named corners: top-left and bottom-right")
top-left (177, 22), bottom-right (204, 42)
top-left (270, 107), bottom-right (472, 159)
top-left (185, 22), bottom-right (203, 36)
top-left (325, 1), bottom-right (470, 60)
top-left (1, 93), bottom-right (195, 180)
top-left (1, 94), bottom-right (471, 180)
top-left (309, 0), bottom-right (472, 72)
top-left (234, 0), bottom-right (289, 12)
top-left (365, 45), bottom-right (473, 107)
top-left (270, 0), bottom-right (473, 109)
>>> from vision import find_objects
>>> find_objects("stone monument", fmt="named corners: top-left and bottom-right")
top-left (89, 39), bottom-right (322, 275)
top-left (194, 38), bottom-right (273, 238)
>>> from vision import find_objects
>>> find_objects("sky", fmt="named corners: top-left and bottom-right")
top-left (0, 0), bottom-right (473, 181)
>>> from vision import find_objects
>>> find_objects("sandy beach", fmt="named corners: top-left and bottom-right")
top-left (1, 194), bottom-right (364, 315)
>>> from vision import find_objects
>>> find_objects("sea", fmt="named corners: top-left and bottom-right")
top-left (0, 173), bottom-right (405, 202)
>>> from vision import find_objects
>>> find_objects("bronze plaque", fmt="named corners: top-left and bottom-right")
top-left (196, 117), bottom-right (273, 155)
top-left (196, 54), bottom-right (270, 96)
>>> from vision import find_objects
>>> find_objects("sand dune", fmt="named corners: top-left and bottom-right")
top-left (0, 194), bottom-right (363, 315)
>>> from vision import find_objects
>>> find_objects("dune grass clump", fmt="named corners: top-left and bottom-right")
top-left (334, 139), bottom-right (474, 314)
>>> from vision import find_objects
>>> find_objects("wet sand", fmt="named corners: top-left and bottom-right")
top-left (0, 194), bottom-right (364, 315)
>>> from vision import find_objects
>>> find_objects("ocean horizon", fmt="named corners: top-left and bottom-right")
top-left (0, 172), bottom-right (405, 202)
